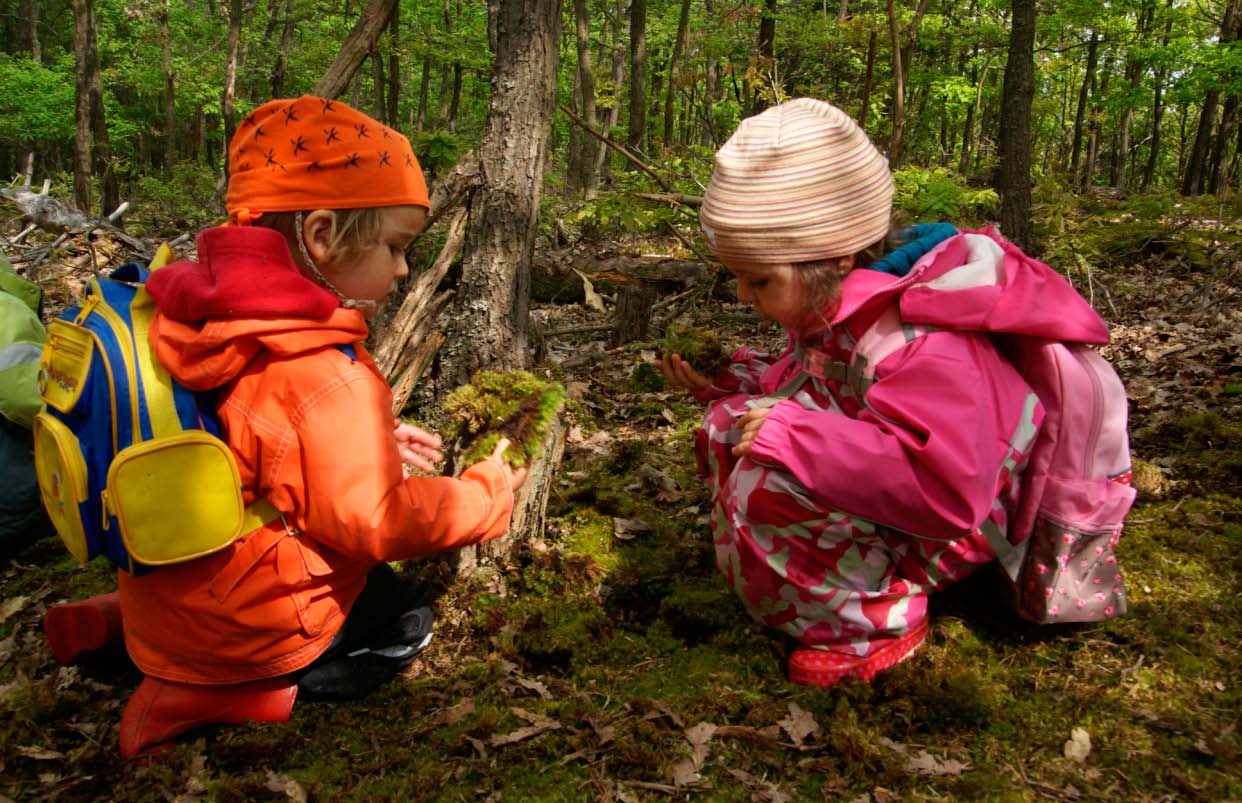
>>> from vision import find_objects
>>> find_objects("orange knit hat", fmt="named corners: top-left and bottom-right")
top-left (700, 98), bottom-right (893, 267)
top-left (225, 96), bottom-right (429, 224)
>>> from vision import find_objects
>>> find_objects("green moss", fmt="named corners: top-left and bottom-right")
top-left (629, 361), bottom-right (667, 392)
top-left (659, 322), bottom-right (730, 377)
top-left (443, 370), bottom-right (565, 467)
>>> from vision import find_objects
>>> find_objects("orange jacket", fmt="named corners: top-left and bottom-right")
top-left (119, 230), bottom-right (513, 684)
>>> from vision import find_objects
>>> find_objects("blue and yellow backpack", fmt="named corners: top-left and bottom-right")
top-left (32, 245), bottom-right (278, 574)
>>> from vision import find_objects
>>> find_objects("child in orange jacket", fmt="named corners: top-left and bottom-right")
top-left (42, 97), bottom-right (527, 759)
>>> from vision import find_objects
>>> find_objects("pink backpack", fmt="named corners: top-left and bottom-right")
top-left (852, 231), bottom-right (1136, 624)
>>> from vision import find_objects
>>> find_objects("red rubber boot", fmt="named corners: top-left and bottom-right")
top-left (119, 676), bottom-right (298, 760)
top-left (43, 592), bottom-right (124, 666)
top-left (787, 618), bottom-right (930, 687)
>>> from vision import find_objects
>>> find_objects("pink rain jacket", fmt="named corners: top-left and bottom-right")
top-left (701, 228), bottom-right (1110, 542)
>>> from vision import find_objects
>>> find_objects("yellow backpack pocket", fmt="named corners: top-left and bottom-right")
top-left (105, 431), bottom-right (248, 565)
top-left (32, 412), bottom-right (91, 563)
top-left (38, 320), bottom-right (95, 413)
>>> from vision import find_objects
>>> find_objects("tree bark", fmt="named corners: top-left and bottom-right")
top-left (1081, 61), bottom-right (1109, 192)
top-left (371, 45), bottom-right (386, 122)
top-left (886, 0), bottom-right (905, 164)
top-left (628, 0), bottom-right (648, 157)
top-left (1140, 20), bottom-right (1168, 191)
top-left (752, 0), bottom-right (777, 115)
top-left (996, 0), bottom-right (1036, 250)
top-left (270, 0), bottom-right (294, 97)
top-left (313, 0), bottom-right (398, 99)
top-left (1069, 31), bottom-right (1099, 178)
top-left (415, 56), bottom-right (431, 131)
top-left (387, 2), bottom-right (401, 126)
top-left (1182, 99), bottom-right (1220, 195)
top-left (437, 0), bottom-right (562, 389)
top-left (595, 1), bottom-right (626, 180)
top-left (701, 0), bottom-right (719, 146)
top-left (161, 0), bottom-right (175, 172)
top-left (858, 28), bottom-right (877, 129)
top-left (570, 0), bottom-right (600, 197)
top-left (1210, 96), bottom-right (1240, 195)
top-left (663, 0), bottom-right (691, 147)
top-left (221, 0), bottom-right (243, 173)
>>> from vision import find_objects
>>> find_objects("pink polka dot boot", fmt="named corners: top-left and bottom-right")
top-left (787, 618), bottom-right (929, 687)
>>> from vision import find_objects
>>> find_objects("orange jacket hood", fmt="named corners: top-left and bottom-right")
top-left (151, 309), bottom-right (369, 392)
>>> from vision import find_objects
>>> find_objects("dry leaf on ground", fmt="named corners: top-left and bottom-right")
top-left (1064, 727), bottom-right (1092, 762)
top-left (777, 702), bottom-right (820, 746)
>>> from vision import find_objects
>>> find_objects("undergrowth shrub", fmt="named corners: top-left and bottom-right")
top-left (892, 166), bottom-right (998, 223)
top-left (131, 162), bottom-right (221, 233)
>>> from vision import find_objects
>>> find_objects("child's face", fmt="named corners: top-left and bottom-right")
top-left (320, 205), bottom-right (428, 316)
top-left (728, 264), bottom-right (804, 330)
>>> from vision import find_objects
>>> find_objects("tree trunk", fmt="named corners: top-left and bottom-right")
top-left (1207, 0), bottom-right (1242, 193)
top-left (270, 0), bottom-right (294, 96)
top-left (701, 0), bottom-right (719, 146)
top-left (415, 56), bottom-right (431, 131)
top-left (72, 0), bottom-right (93, 211)
top-left (1069, 31), bottom-right (1099, 178)
top-left (160, 0), bottom-right (175, 173)
top-left (595, 1), bottom-right (626, 180)
top-left (1210, 96), bottom-right (1240, 195)
top-left (570, 0), bottom-right (600, 197)
top-left (372, 45), bottom-right (386, 122)
top-left (752, 0), bottom-right (777, 115)
top-left (628, 0), bottom-right (648, 157)
top-left (437, 0), bottom-right (561, 388)
top-left (21, 0), bottom-right (40, 180)
top-left (996, 0), bottom-right (1036, 250)
top-left (1082, 62), bottom-right (1108, 193)
top-left (313, 0), bottom-right (398, 99)
top-left (662, 0), bottom-right (691, 147)
top-left (387, 3), bottom-right (401, 127)
top-left (858, 28), bottom-right (877, 129)
top-left (886, 0), bottom-right (905, 164)
top-left (221, 0), bottom-right (242, 173)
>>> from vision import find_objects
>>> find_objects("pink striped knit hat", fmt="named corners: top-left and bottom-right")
top-left (700, 98), bottom-right (893, 267)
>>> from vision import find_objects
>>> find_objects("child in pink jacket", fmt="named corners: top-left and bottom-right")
top-left (657, 98), bottom-right (1112, 686)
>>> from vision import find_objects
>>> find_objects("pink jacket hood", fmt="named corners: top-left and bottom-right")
top-left (833, 228), bottom-right (1109, 345)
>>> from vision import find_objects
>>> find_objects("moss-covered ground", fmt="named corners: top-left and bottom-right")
top-left (2, 216), bottom-right (1240, 801)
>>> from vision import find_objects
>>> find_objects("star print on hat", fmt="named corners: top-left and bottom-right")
top-left (225, 96), bottom-right (429, 224)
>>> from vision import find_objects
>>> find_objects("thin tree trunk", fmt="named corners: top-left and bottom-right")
top-left (21, 0), bottom-right (40, 181)
top-left (72, 0), bottom-right (93, 211)
top-left (160, 0), bottom-right (175, 172)
top-left (221, 0), bottom-right (242, 173)
top-left (628, 0), bottom-right (647, 156)
top-left (1070, 30), bottom-right (1099, 178)
top-left (1210, 96), bottom-right (1240, 195)
top-left (886, 0), bottom-right (905, 164)
top-left (571, 0), bottom-right (600, 196)
top-left (1082, 61), bottom-right (1108, 193)
top-left (662, 0), bottom-right (691, 147)
top-left (270, 0), bottom-right (294, 96)
top-left (858, 28), bottom-right (877, 129)
top-left (701, 0), bottom-right (719, 146)
top-left (415, 57), bottom-right (431, 131)
top-left (594, 1), bottom-right (625, 180)
top-left (387, 3), bottom-right (401, 126)
top-left (313, 0), bottom-right (398, 99)
top-left (372, 45), bottom-right (386, 122)
top-left (996, 0), bottom-right (1036, 250)
top-left (752, 0), bottom-right (777, 115)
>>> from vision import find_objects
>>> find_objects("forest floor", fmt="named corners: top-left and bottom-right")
top-left (1, 200), bottom-right (1240, 802)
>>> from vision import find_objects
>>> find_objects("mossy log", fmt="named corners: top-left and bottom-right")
top-left (531, 250), bottom-right (706, 303)
top-left (444, 414), bottom-right (566, 575)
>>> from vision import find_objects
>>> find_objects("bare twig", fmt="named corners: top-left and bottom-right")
top-left (559, 104), bottom-right (674, 193)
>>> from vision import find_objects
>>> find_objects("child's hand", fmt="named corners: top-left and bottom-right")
top-left (732, 407), bottom-right (772, 457)
top-left (394, 421), bottom-right (443, 472)
top-left (654, 354), bottom-right (712, 392)
top-left (487, 437), bottom-right (529, 493)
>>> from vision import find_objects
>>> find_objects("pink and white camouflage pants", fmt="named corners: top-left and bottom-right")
top-left (695, 391), bottom-right (1001, 656)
